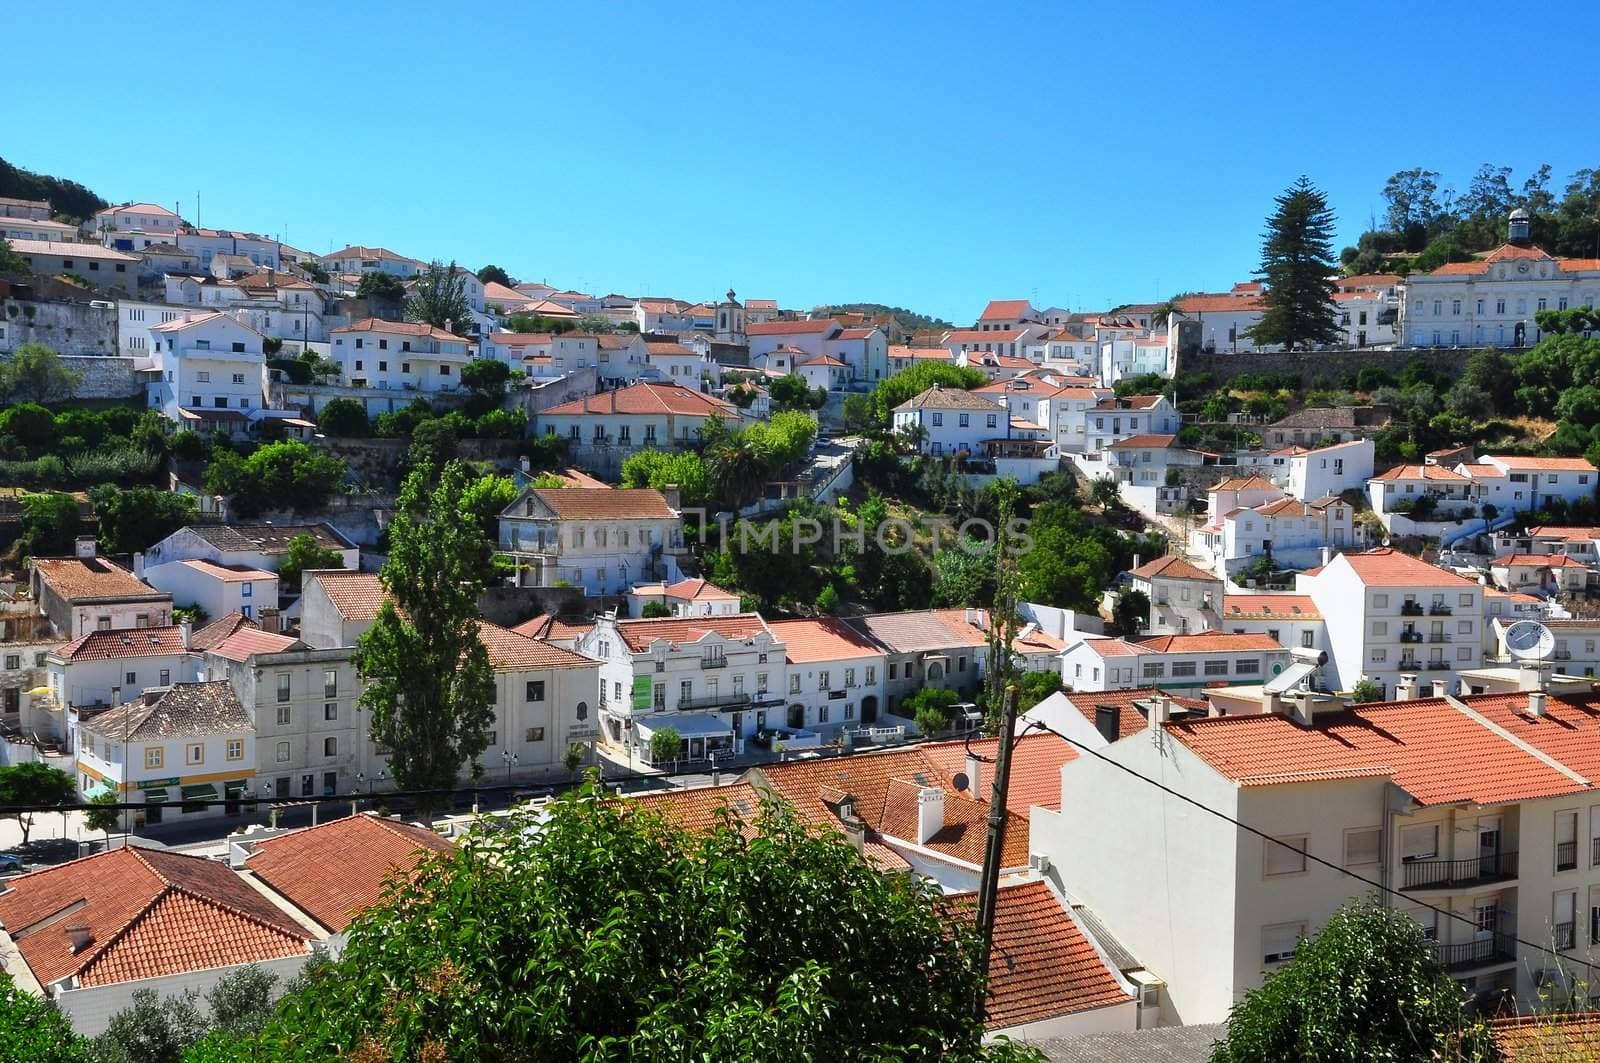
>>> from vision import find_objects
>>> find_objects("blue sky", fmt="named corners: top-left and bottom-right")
top-left (8, 1), bottom-right (1595, 323)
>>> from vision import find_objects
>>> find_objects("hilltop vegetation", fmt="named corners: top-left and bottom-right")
top-left (0, 156), bottom-right (107, 223)
top-left (812, 302), bottom-right (953, 331)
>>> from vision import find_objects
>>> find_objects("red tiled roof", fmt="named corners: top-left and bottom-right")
top-left (540, 381), bottom-right (734, 418)
top-left (1370, 464), bottom-right (1468, 482)
top-left (1489, 455), bottom-right (1598, 472)
top-left (768, 617), bottom-right (885, 664)
top-left (310, 570), bottom-right (387, 621)
top-left (1129, 555), bottom-right (1217, 582)
top-left (1065, 688), bottom-right (1209, 741)
top-left (1210, 475), bottom-right (1279, 492)
top-left (333, 318), bottom-right (463, 343)
top-left (888, 345), bottom-right (953, 361)
top-left (33, 556), bottom-right (165, 603)
top-left (943, 328), bottom-right (1027, 343)
top-left (510, 614), bottom-right (593, 642)
top-left (474, 620), bottom-right (596, 671)
top-left (0, 847), bottom-right (311, 988)
top-left (663, 577), bottom-right (738, 601)
top-left (1528, 526), bottom-right (1600, 541)
top-left (56, 626), bottom-right (189, 662)
top-left (1133, 631), bottom-right (1283, 653)
top-left (1221, 594), bottom-right (1321, 620)
top-left (619, 782), bottom-right (766, 836)
top-left (529, 487), bottom-right (675, 520)
top-left (1498, 554), bottom-right (1589, 568)
top-left (247, 814), bottom-right (453, 932)
top-left (746, 319), bottom-right (839, 336)
top-left (1091, 394), bottom-right (1163, 411)
top-left (189, 613), bottom-right (254, 651)
top-left (615, 613), bottom-right (771, 652)
top-left (208, 628), bottom-right (301, 663)
top-left (1492, 1013), bottom-right (1600, 1061)
top-left (176, 558), bottom-right (275, 583)
top-left (1177, 293), bottom-right (1265, 313)
top-left (1107, 434), bottom-right (1177, 450)
top-left (944, 881), bottom-right (1131, 1029)
top-left (916, 733), bottom-right (1076, 818)
top-left (1335, 547), bottom-right (1477, 588)
top-left (979, 299), bottom-right (1033, 321)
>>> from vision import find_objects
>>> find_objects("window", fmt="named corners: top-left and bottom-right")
top-left (232, 372), bottom-right (245, 384)
top-left (146, 747), bottom-right (163, 769)
top-left (757, 672), bottom-right (768, 692)
top-left (1142, 662), bottom-right (1165, 678)
top-left (1204, 659), bottom-right (1229, 676)
top-left (126, 670), bottom-right (137, 685)
top-left (1263, 922), bottom-right (1305, 965)
top-left (525, 680), bottom-right (546, 702)
top-left (276, 741), bottom-right (290, 762)
top-left (844, 667), bottom-right (856, 687)
top-left (888, 663), bottom-right (898, 680)
top-left (226, 739), bottom-right (243, 761)
top-left (301, 774), bottom-right (314, 797)
top-left (932, 412), bottom-right (943, 427)
top-left (185, 742), bottom-right (204, 765)
top-left (323, 737), bottom-right (337, 757)
top-left (653, 684), bottom-right (665, 709)
top-left (197, 371), bottom-right (211, 383)
top-left (277, 673), bottom-right (291, 702)
top-left (1373, 594), bottom-right (1388, 608)
top-left (276, 705), bottom-right (291, 726)
top-left (790, 674), bottom-right (801, 693)
top-left (525, 726), bottom-right (545, 742)
top-left (1401, 824), bottom-right (1438, 861)
top-left (1172, 661), bottom-right (1197, 677)
top-left (1301, 630), bottom-right (1315, 649)
top-left (1458, 593), bottom-right (1472, 608)
top-left (324, 702), bottom-right (338, 721)
top-left (1345, 827), bottom-right (1382, 867)
top-left (680, 679), bottom-right (693, 703)
top-left (1558, 810), bottom-right (1580, 871)
top-left (1371, 649), bottom-right (1387, 662)
top-left (958, 413), bottom-right (969, 428)
top-left (819, 669), bottom-right (831, 690)
top-left (865, 666), bottom-right (876, 684)
top-left (1265, 835), bottom-right (1308, 876)
top-left (818, 704), bottom-right (830, 724)
top-left (1235, 658), bottom-right (1261, 675)
top-left (1371, 621), bottom-right (1387, 636)
top-left (986, 414), bottom-right (997, 429)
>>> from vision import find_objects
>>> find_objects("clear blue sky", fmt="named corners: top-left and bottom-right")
top-left (9, 1), bottom-right (1596, 323)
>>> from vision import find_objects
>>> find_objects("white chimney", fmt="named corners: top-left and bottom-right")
top-left (1429, 679), bottom-right (1449, 698)
top-left (133, 551), bottom-right (145, 578)
top-left (65, 924), bottom-right (93, 953)
top-left (1146, 695), bottom-right (1170, 734)
top-left (1290, 692), bottom-right (1315, 727)
top-left (1395, 674), bottom-right (1419, 701)
top-left (965, 752), bottom-right (984, 801)
top-left (1518, 664), bottom-right (1547, 692)
top-left (179, 620), bottom-right (192, 650)
top-left (1528, 691), bottom-right (1548, 718)
top-left (916, 786), bottom-right (945, 844)
top-left (74, 536), bottom-right (97, 560)
top-left (1320, 546), bottom-right (1332, 567)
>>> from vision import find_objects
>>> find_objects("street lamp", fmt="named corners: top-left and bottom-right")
top-left (502, 749), bottom-right (519, 792)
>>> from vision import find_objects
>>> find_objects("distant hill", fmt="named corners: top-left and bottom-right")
top-left (0, 157), bottom-right (108, 223)
top-left (812, 302), bottom-right (953, 332)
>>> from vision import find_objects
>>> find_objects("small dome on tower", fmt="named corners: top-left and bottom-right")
top-left (1509, 207), bottom-right (1530, 221)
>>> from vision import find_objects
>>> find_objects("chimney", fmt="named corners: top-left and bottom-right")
top-left (1430, 679), bottom-right (1449, 698)
top-left (74, 536), bottom-right (97, 560)
top-left (258, 607), bottom-right (279, 634)
top-left (916, 786), bottom-right (945, 844)
top-left (1146, 695), bottom-right (1170, 735)
top-left (1289, 692), bottom-right (1315, 727)
top-left (965, 751), bottom-right (984, 799)
top-left (65, 924), bottom-right (93, 954)
top-left (179, 620), bottom-right (192, 650)
top-left (1395, 673), bottom-right (1419, 701)
top-left (1320, 546), bottom-right (1332, 567)
top-left (1519, 664), bottom-right (1546, 692)
top-left (133, 552), bottom-right (145, 578)
top-left (1528, 691), bottom-right (1548, 718)
top-left (662, 483), bottom-right (681, 511)
top-left (1094, 704), bottom-right (1121, 743)
top-left (1131, 553), bottom-right (1141, 572)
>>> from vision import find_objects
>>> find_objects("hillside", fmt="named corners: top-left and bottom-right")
top-left (0, 156), bottom-right (107, 223)
top-left (812, 302), bottom-right (953, 331)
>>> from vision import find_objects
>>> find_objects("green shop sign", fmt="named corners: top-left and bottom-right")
top-left (632, 675), bottom-right (653, 711)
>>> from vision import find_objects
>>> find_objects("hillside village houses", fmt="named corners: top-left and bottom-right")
top-left (330, 318), bottom-right (471, 393)
top-left (143, 310), bottom-right (272, 437)
top-left (497, 486), bottom-right (683, 594)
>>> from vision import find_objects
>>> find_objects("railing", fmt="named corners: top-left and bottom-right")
top-left (1431, 933), bottom-right (1517, 971)
top-left (1401, 602), bottom-right (1425, 616)
top-left (700, 657), bottom-right (727, 669)
top-left (1430, 605), bottom-right (1454, 615)
top-left (1400, 631), bottom-right (1424, 643)
top-left (1402, 850), bottom-right (1518, 890)
top-left (1557, 841), bottom-right (1578, 871)
top-left (677, 692), bottom-right (750, 711)
top-left (1428, 633), bottom-right (1451, 643)
top-left (1426, 661), bottom-right (1451, 671)
top-left (1591, 836), bottom-right (1600, 867)
top-left (1554, 922), bottom-right (1576, 951)
top-left (1553, 650), bottom-right (1573, 660)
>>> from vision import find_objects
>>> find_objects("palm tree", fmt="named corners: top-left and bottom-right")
top-left (708, 435), bottom-right (768, 508)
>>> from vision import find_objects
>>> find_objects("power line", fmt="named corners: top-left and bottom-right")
top-left (1015, 715), bottom-right (1599, 975)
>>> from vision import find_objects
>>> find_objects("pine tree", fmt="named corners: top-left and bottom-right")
top-left (1247, 177), bottom-right (1342, 351)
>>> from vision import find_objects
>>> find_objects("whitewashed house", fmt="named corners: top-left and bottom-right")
top-left (498, 487), bottom-right (682, 594)
top-left (330, 319), bottom-right (471, 394)
top-left (891, 386), bottom-right (1007, 457)
top-left (145, 311), bottom-right (268, 437)
top-left (143, 559), bottom-right (279, 624)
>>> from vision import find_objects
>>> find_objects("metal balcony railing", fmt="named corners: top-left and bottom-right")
top-left (1426, 661), bottom-right (1451, 671)
top-left (1402, 850), bottom-right (1518, 890)
top-left (1554, 922), bottom-right (1576, 951)
top-left (1431, 932), bottom-right (1517, 971)
top-left (1400, 631), bottom-right (1423, 643)
top-left (1428, 633), bottom-right (1451, 643)
top-left (699, 657), bottom-right (727, 670)
top-left (1401, 603), bottom-right (1425, 616)
top-left (1591, 836), bottom-right (1600, 867)
top-left (1557, 841), bottom-right (1578, 871)
top-left (1430, 605), bottom-right (1454, 615)
top-left (677, 692), bottom-right (750, 711)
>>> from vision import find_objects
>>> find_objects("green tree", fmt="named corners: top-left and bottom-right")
top-left (931, 540), bottom-right (997, 607)
top-left (1013, 670), bottom-right (1063, 712)
top-left (1113, 588), bottom-right (1150, 637)
top-left (705, 429), bottom-right (769, 508)
top-left (0, 971), bottom-right (90, 1063)
top-left (406, 259), bottom-right (473, 336)
top-left (1212, 900), bottom-right (1495, 1063)
top-left (95, 987), bottom-right (208, 1063)
top-left (648, 725), bottom-right (682, 767)
top-left (354, 462), bottom-right (496, 815)
top-left (0, 342), bottom-right (83, 404)
top-left (355, 271), bottom-right (405, 302)
top-left (1247, 177), bottom-right (1342, 351)
top-left (1090, 477), bottom-right (1120, 510)
top-left (278, 532), bottom-right (346, 593)
top-left (89, 484), bottom-right (197, 555)
top-left (842, 392), bottom-right (875, 432)
top-left (561, 742), bottom-right (585, 780)
top-left (476, 263), bottom-right (512, 286)
top-left (870, 362), bottom-right (987, 424)
top-left (620, 448), bottom-right (710, 507)
top-left (406, 417), bottom-right (459, 471)
top-left (457, 472), bottom-right (518, 554)
top-left (203, 965), bottom-right (280, 1040)
top-left (0, 401), bottom-right (56, 448)
top-left (769, 373), bottom-right (824, 411)
top-left (315, 397), bottom-right (369, 437)
top-left (183, 786), bottom-right (1034, 1062)
top-left (296, 259), bottom-right (329, 284)
top-left (84, 788), bottom-right (121, 843)
top-left (905, 687), bottom-right (960, 736)
top-left (0, 762), bottom-right (74, 845)
top-left (0, 236), bottom-right (28, 275)
top-left (640, 601), bottom-right (672, 619)
top-left (1350, 678), bottom-right (1385, 703)
top-left (18, 491), bottom-right (79, 558)
top-left (0, 156), bottom-right (108, 222)
top-left (204, 441), bottom-right (347, 517)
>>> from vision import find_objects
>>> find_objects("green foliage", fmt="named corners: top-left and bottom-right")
top-left (842, 392), bottom-right (875, 432)
top-left (1113, 372), bottom-right (1170, 397)
top-left (406, 417), bottom-right (460, 471)
top-left (811, 301), bottom-right (954, 331)
top-left (640, 601), bottom-right (672, 619)
top-left (457, 472), bottom-right (518, 552)
top-left (769, 373), bottom-right (826, 411)
top-left (0, 762), bottom-right (74, 845)
top-left (870, 362), bottom-right (987, 424)
top-left (1247, 177), bottom-right (1342, 350)
top-left (0, 401), bottom-right (54, 446)
top-left (84, 789), bottom-right (121, 835)
top-left (354, 462), bottom-right (497, 814)
top-left (815, 582), bottom-right (841, 613)
top-left (89, 484), bottom-right (197, 555)
top-left (0, 156), bottom-right (106, 222)
top-left (170, 430), bottom-right (207, 463)
top-left (1213, 900), bottom-right (1495, 1063)
top-left (1350, 678), bottom-right (1385, 703)
top-left (278, 532), bottom-right (346, 593)
top-left (406, 259), bottom-right (473, 335)
top-left (0, 970), bottom-right (90, 1062)
top-left (95, 986), bottom-right (208, 1063)
top-left (648, 725), bottom-right (682, 765)
top-left (621, 448), bottom-right (710, 507)
top-left (1012, 670), bottom-right (1063, 712)
top-left (905, 687), bottom-right (961, 736)
top-left (188, 786), bottom-right (1027, 1062)
top-left (1016, 502), bottom-right (1159, 613)
top-left (203, 965), bottom-right (280, 1040)
top-left (355, 271), bottom-right (405, 302)
top-left (296, 259), bottom-right (329, 284)
top-left (1113, 588), bottom-right (1150, 636)
top-left (712, 510), bottom-right (824, 610)
top-left (315, 397), bottom-right (369, 437)
top-left (204, 440), bottom-right (347, 517)
top-left (476, 263), bottom-right (512, 286)
top-left (931, 540), bottom-right (996, 607)
top-left (0, 342), bottom-right (82, 404)
top-left (18, 491), bottom-right (79, 558)
top-left (0, 236), bottom-right (26, 275)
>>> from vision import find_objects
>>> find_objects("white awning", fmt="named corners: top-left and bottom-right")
top-left (636, 713), bottom-right (733, 740)
top-left (1265, 660), bottom-right (1318, 694)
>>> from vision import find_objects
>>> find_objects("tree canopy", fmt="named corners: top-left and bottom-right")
top-left (0, 762), bottom-right (74, 845)
top-left (869, 362), bottom-right (986, 424)
top-left (406, 259), bottom-right (474, 336)
top-left (88, 484), bottom-right (197, 555)
top-left (0, 155), bottom-right (107, 222)
top-left (203, 441), bottom-right (347, 517)
top-left (187, 784), bottom-right (1036, 1062)
top-left (0, 971), bottom-right (89, 1063)
top-left (315, 397), bottom-right (369, 437)
top-left (278, 532), bottom-right (346, 593)
top-left (476, 263), bottom-right (512, 286)
top-left (0, 342), bottom-right (83, 404)
top-left (355, 271), bottom-right (406, 302)
top-left (1247, 177), bottom-right (1340, 351)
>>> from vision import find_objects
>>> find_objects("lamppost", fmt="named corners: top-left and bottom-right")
top-left (502, 750), bottom-right (519, 794)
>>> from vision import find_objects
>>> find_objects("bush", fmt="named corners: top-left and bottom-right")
top-left (905, 687), bottom-right (960, 736)
top-left (316, 398), bottom-right (369, 438)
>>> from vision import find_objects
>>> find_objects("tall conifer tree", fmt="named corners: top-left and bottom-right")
top-left (1248, 177), bottom-right (1341, 351)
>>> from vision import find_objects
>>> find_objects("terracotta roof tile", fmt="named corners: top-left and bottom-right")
top-left (615, 613), bottom-right (772, 653)
top-left (1335, 547), bottom-right (1477, 588)
top-left (1370, 464), bottom-right (1468, 482)
top-left (176, 559), bottom-right (275, 583)
top-left (310, 571), bottom-right (387, 621)
top-left (246, 814), bottom-right (453, 932)
top-left (745, 319), bottom-right (839, 336)
top-left (333, 318), bottom-right (463, 343)
top-left (619, 782), bottom-right (766, 836)
top-left (1064, 688), bottom-right (1209, 741)
top-left (1133, 631), bottom-right (1283, 653)
top-left (978, 299), bottom-right (1034, 321)
top-left (1492, 1013), bottom-right (1600, 1061)
top-left (768, 617), bottom-right (884, 664)
top-left (663, 577), bottom-right (738, 602)
top-left (56, 626), bottom-right (188, 662)
top-left (916, 733), bottom-right (1076, 818)
top-left (204, 629), bottom-right (301, 663)
top-left (33, 557), bottom-right (166, 603)
top-left (540, 381), bottom-right (734, 418)
top-left (474, 620), bottom-right (596, 670)
top-left (1221, 594), bottom-right (1322, 620)
top-left (527, 487), bottom-right (675, 521)
top-left (189, 613), bottom-right (254, 651)
top-left (1129, 555), bottom-right (1217, 582)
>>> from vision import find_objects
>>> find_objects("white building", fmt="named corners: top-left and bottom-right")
top-left (626, 577), bottom-right (741, 618)
top-left (1287, 438), bottom-right (1373, 500)
top-left (31, 548), bottom-right (174, 639)
top-left (1175, 286), bottom-right (1267, 354)
top-left (140, 522), bottom-right (358, 579)
top-left (145, 311), bottom-right (269, 436)
top-left (1401, 212), bottom-right (1600, 348)
top-left (1299, 547), bottom-right (1484, 697)
top-left (891, 385), bottom-right (1008, 457)
top-left (1217, 594), bottom-right (1328, 660)
top-left (535, 382), bottom-right (737, 468)
top-left (174, 228), bottom-right (282, 271)
top-left (767, 617), bottom-right (887, 738)
top-left (1197, 496), bottom-right (1356, 577)
top-left (644, 340), bottom-right (716, 386)
top-left (143, 559), bottom-right (279, 624)
top-left (1128, 555), bottom-right (1225, 636)
top-left (8, 239), bottom-right (140, 292)
top-left (95, 202), bottom-right (184, 248)
top-left (47, 626), bottom-right (197, 719)
top-left (1, 216), bottom-right (78, 243)
top-left (329, 318), bottom-right (472, 393)
top-left (317, 245), bottom-right (424, 279)
top-left (497, 487), bottom-right (682, 595)
top-left (1084, 395), bottom-right (1179, 453)
top-left (1061, 631), bottom-right (1292, 693)
top-left (164, 271), bottom-right (331, 345)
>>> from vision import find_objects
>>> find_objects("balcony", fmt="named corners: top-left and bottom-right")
top-left (1429, 605), bottom-right (1454, 616)
top-left (1400, 631), bottom-right (1423, 643)
top-left (1401, 602), bottom-right (1425, 616)
top-left (699, 657), bottom-right (727, 670)
top-left (1426, 661), bottom-right (1451, 671)
top-left (677, 692), bottom-right (750, 711)
top-left (1591, 836), bottom-right (1600, 867)
top-left (1554, 922), bottom-right (1576, 951)
top-left (1427, 633), bottom-right (1451, 644)
top-left (1431, 932), bottom-right (1517, 972)
top-left (1557, 840), bottom-right (1578, 871)
top-left (1401, 850), bottom-right (1518, 891)
top-left (1553, 650), bottom-right (1573, 660)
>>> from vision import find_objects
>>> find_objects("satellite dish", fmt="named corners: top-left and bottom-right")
top-left (1505, 620), bottom-right (1555, 661)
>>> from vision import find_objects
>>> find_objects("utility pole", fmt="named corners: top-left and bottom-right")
top-left (973, 681), bottom-right (1019, 1021)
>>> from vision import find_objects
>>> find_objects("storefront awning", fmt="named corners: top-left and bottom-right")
top-left (636, 713), bottom-right (733, 741)
top-left (181, 783), bottom-right (218, 801)
top-left (83, 782), bottom-right (114, 800)
top-left (143, 788), bottom-right (170, 802)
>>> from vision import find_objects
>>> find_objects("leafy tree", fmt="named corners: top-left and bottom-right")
top-left (95, 986), bottom-right (208, 1063)
top-left (1213, 900), bottom-right (1494, 1063)
top-left (574, 313), bottom-right (615, 333)
top-left (0, 971), bottom-right (90, 1063)
top-left (278, 532), bottom-right (346, 593)
top-left (0, 762), bottom-right (74, 845)
top-left (905, 687), bottom-right (961, 736)
top-left (84, 788), bottom-right (121, 842)
top-left (1113, 588), bottom-right (1150, 637)
top-left (1013, 670), bottom-right (1063, 712)
top-left (1380, 168), bottom-right (1445, 250)
top-left (842, 392), bottom-right (875, 432)
top-left (406, 259), bottom-right (473, 336)
top-left (18, 491), bottom-right (79, 558)
top-left (476, 263), bottom-right (512, 286)
top-left (0, 235), bottom-right (30, 275)
top-left (870, 362), bottom-right (987, 424)
top-left (296, 259), bottom-right (330, 284)
top-left (475, 407), bottom-right (527, 440)
top-left (648, 725), bottom-right (682, 766)
top-left (170, 430), bottom-right (207, 463)
top-left (203, 965), bottom-right (280, 1040)
top-left (1247, 177), bottom-right (1341, 351)
top-left (561, 742), bottom-right (585, 780)
top-left (457, 472), bottom-right (518, 554)
top-left (315, 397), bottom-right (368, 437)
top-left (620, 448), bottom-right (710, 507)
top-left (354, 462), bottom-right (496, 815)
top-left (89, 484), bottom-right (197, 555)
top-left (184, 786), bottom-right (1033, 1062)
top-left (204, 441), bottom-right (347, 517)
top-left (718, 511), bottom-right (823, 609)
top-left (1090, 477), bottom-right (1120, 510)
top-left (640, 601), bottom-right (672, 619)
top-left (815, 582), bottom-right (841, 613)
top-left (769, 373), bottom-right (824, 411)
top-left (705, 428), bottom-right (769, 508)
top-left (931, 540), bottom-right (996, 607)
top-left (0, 156), bottom-right (108, 222)
top-left (407, 417), bottom-right (459, 471)
top-left (355, 271), bottom-right (405, 302)
top-left (0, 342), bottom-right (82, 404)
top-left (1350, 678), bottom-right (1385, 703)
top-left (460, 357), bottom-right (511, 400)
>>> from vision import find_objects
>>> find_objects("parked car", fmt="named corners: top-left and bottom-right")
top-left (0, 854), bottom-right (24, 873)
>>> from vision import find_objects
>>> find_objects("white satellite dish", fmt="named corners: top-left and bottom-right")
top-left (1505, 620), bottom-right (1556, 661)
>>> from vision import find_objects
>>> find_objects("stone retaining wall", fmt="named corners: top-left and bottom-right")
top-left (1178, 347), bottom-right (1486, 389)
